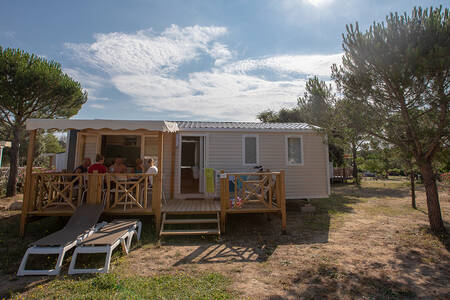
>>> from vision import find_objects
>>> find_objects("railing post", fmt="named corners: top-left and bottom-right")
top-left (29, 174), bottom-right (37, 212)
top-left (144, 174), bottom-right (148, 209)
top-left (20, 129), bottom-right (36, 237)
top-left (87, 171), bottom-right (102, 205)
top-left (105, 174), bottom-right (111, 209)
top-left (280, 170), bottom-right (287, 234)
top-left (152, 174), bottom-right (161, 234)
top-left (153, 131), bottom-right (164, 235)
top-left (220, 170), bottom-right (227, 234)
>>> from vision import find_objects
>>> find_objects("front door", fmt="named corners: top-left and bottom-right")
top-left (180, 136), bottom-right (205, 196)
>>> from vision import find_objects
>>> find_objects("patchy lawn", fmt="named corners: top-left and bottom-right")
top-left (10, 273), bottom-right (231, 300)
top-left (1, 179), bottom-right (449, 299)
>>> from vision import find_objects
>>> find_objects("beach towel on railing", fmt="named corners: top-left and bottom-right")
top-left (205, 168), bottom-right (215, 194)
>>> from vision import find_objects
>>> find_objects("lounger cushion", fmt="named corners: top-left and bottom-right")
top-left (80, 220), bottom-right (138, 246)
top-left (31, 204), bottom-right (103, 247)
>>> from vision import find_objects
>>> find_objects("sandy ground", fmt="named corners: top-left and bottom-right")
top-left (1, 180), bottom-right (449, 299)
top-left (120, 181), bottom-right (450, 299)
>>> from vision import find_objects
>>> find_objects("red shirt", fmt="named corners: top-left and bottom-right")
top-left (88, 163), bottom-right (107, 174)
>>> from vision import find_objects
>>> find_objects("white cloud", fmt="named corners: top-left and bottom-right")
top-left (281, 0), bottom-right (335, 9)
top-left (223, 54), bottom-right (341, 77)
top-left (304, 0), bottom-right (334, 7)
top-left (64, 68), bottom-right (110, 101)
top-left (89, 96), bottom-right (111, 101)
top-left (90, 103), bottom-right (105, 109)
top-left (66, 25), bottom-right (342, 121)
top-left (65, 25), bottom-right (230, 75)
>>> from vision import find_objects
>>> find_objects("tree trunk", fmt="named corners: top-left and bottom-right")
top-left (419, 160), bottom-right (445, 233)
top-left (342, 166), bottom-right (346, 183)
top-left (351, 144), bottom-right (358, 182)
top-left (410, 171), bottom-right (416, 209)
top-left (6, 127), bottom-right (21, 197)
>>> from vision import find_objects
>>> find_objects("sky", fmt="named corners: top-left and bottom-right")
top-left (0, 0), bottom-right (444, 121)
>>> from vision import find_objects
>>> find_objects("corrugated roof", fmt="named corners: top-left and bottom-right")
top-left (176, 121), bottom-right (316, 131)
top-left (25, 119), bottom-right (316, 132)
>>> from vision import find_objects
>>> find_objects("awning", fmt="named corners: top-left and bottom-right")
top-left (26, 119), bottom-right (179, 132)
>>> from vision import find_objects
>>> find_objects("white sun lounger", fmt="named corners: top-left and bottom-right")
top-left (68, 219), bottom-right (141, 274)
top-left (17, 204), bottom-right (104, 276)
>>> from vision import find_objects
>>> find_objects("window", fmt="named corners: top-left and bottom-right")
top-left (243, 135), bottom-right (259, 165)
top-left (286, 136), bottom-right (303, 165)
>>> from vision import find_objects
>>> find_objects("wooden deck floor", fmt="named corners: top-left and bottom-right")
top-left (28, 199), bottom-right (279, 216)
top-left (162, 199), bottom-right (221, 214)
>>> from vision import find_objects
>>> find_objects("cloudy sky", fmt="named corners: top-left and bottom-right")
top-left (0, 0), bottom-right (442, 121)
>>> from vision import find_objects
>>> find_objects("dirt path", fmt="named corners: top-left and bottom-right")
top-left (120, 181), bottom-right (450, 299)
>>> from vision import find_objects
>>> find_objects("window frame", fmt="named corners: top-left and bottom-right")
top-left (285, 135), bottom-right (304, 166)
top-left (242, 134), bottom-right (259, 166)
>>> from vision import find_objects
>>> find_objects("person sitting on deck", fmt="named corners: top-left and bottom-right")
top-left (145, 158), bottom-right (158, 186)
top-left (72, 157), bottom-right (91, 186)
top-left (135, 158), bottom-right (144, 173)
top-left (73, 158), bottom-right (91, 174)
top-left (109, 157), bottom-right (127, 173)
top-left (88, 154), bottom-right (107, 174)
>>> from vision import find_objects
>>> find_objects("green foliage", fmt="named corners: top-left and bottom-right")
top-left (332, 6), bottom-right (449, 165)
top-left (257, 76), bottom-right (346, 167)
top-left (0, 47), bottom-right (87, 195)
top-left (297, 76), bottom-right (335, 127)
top-left (332, 6), bottom-right (449, 232)
top-left (257, 107), bottom-right (305, 123)
top-left (40, 133), bottom-right (65, 154)
top-left (257, 76), bottom-right (335, 127)
top-left (0, 48), bottom-right (87, 126)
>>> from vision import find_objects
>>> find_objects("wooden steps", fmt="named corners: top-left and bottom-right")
top-left (160, 212), bottom-right (221, 237)
top-left (160, 229), bottom-right (220, 236)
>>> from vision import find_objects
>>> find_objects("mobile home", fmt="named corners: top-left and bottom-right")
top-left (20, 119), bottom-right (330, 236)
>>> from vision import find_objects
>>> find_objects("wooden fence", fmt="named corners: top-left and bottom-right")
top-left (219, 170), bottom-right (286, 233)
top-left (28, 172), bottom-right (159, 214)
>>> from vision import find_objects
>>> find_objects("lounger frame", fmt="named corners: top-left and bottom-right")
top-left (68, 221), bottom-right (141, 274)
top-left (17, 222), bottom-right (106, 276)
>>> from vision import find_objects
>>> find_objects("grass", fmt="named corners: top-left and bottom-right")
top-left (11, 272), bottom-right (233, 300)
top-left (1, 213), bottom-right (233, 299)
top-left (298, 192), bottom-right (364, 231)
top-left (0, 214), bottom-right (65, 275)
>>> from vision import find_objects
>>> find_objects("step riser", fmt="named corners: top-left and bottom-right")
top-left (164, 219), bottom-right (218, 224)
top-left (160, 212), bottom-right (221, 236)
top-left (161, 230), bottom-right (220, 236)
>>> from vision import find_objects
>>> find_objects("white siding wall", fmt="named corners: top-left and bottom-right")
top-left (74, 130), bottom-right (329, 200)
top-left (162, 133), bottom-right (174, 197)
top-left (83, 135), bottom-right (97, 163)
top-left (172, 131), bottom-right (329, 199)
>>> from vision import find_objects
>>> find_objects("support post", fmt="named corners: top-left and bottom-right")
top-left (170, 133), bottom-right (176, 200)
top-left (87, 171), bottom-right (102, 204)
top-left (49, 155), bottom-right (54, 169)
top-left (20, 129), bottom-right (36, 236)
top-left (153, 131), bottom-right (164, 234)
top-left (279, 170), bottom-right (287, 234)
top-left (219, 170), bottom-right (227, 234)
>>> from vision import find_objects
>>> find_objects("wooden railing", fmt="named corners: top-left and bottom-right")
top-left (219, 170), bottom-right (286, 234)
top-left (28, 172), bottom-right (159, 213)
top-left (221, 172), bottom-right (281, 210)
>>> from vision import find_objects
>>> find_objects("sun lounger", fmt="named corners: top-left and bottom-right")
top-left (68, 219), bottom-right (141, 274)
top-left (17, 204), bottom-right (104, 276)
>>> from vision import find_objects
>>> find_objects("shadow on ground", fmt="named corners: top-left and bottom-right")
top-left (170, 192), bottom-right (363, 266)
top-left (267, 239), bottom-right (450, 299)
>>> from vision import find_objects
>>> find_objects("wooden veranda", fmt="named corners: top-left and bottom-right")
top-left (20, 119), bottom-right (286, 237)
